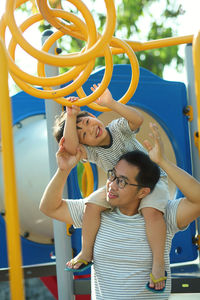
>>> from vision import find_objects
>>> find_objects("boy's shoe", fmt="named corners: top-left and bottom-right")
top-left (146, 271), bottom-right (167, 293)
top-left (65, 259), bottom-right (93, 273)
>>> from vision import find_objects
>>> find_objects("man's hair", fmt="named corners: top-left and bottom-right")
top-left (118, 150), bottom-right (160, 192)
top-left (53, 110), bottom-right (91, 143)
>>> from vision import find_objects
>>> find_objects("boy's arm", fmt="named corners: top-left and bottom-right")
top-left (39, 140), bottom-right (82, 223)
top-left (144, 123), bottom-right (200, 229)
top-left (63, 101), bottom-right (80, 155)
top-left (63, 99), bottom-right (87, 160)
top-left (91, 84), bottom-right (144, 131)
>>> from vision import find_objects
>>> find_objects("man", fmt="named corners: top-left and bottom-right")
top-left (40, 123), bottom-right (200, 299)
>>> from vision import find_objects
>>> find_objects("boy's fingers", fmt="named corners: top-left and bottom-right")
top-left (93, 84), bottom-right (98, 89)
top-left (68, 97), bottom-right (79, 102)
top-left (143, 139), bottom-right (152, 151)
top-left (72, 105), bottom-right (80, 111)
top-left (59, 136), bottom-right (65, 146)
top-left (57, 144), bottom-right (64, 155)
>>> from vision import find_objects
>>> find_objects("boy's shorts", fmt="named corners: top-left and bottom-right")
top-left (84, 186), bottom-right (111, 209)
top-left (138, 176), bottom-right (169, 214)
top-left (84, 177), bottom-right (169, 214)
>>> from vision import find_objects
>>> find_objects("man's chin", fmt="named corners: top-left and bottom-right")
top-left (107, 197), bottom-right (117, 207)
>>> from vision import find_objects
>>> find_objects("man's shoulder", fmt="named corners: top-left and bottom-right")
top-left (165, 198), bottom-right (183, 233)
top-left (67, 199), bottom-right (85, 228)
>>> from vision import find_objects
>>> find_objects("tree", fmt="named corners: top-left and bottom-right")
top-left (17, 0), bottom-right (185, 77)
top-left (94, 0), bottom-right (185, 77)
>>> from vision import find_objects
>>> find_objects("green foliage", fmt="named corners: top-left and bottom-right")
top-left (137, 22), bottom-right (184, 77)
top-left (18, 0), bottom-right (185, 78)
top-left (94, 0), bottom-right (185, 77)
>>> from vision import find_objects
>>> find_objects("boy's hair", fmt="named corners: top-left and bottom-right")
top-left (53, 110), bottom-right (91, 143)
top-left (118, 150), bottom-right (160, 192)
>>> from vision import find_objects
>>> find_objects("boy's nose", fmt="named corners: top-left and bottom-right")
top-left (89, 126), bottom-right (94, 135)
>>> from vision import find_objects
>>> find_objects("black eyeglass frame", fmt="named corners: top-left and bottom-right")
top-left (107, 169), bottom-right (146, 189)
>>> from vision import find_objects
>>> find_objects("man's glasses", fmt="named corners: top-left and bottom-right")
top-left (107, 169), bottom-right (146, 189)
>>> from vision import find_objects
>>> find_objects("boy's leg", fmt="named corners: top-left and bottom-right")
top-left (66, 203), bottom-right (106, 269)
top-left (142, 207), bottom-right (166, 290)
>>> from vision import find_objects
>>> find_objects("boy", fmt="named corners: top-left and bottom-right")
top-left (53, 85), bottom-right (169, 291)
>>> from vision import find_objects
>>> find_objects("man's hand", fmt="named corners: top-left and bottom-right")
top-left (143, 123), bottom-right (165, 165)
top-left (91, 84), bottom-right (115, 108)
top-left (66, 96), bottom-right (80, 117)
top-left (56, 137), bottom-right (81, 171)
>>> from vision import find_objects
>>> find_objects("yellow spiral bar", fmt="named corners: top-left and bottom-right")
top-left (36, 0), bottom-right (97, 44)
top-left (6, 4), bottom-right (97, 97)
top-left (5, 0), bottom-right (116, 66)
top-left (11, 44), bottom-right (113, 106)
top-left (2, 0), bottom-right (132, 109)
top-left (7, 13), bottom-right (88, 86)
top-left (0, 0), bottom-right (195, 110)
top-left (86, 37), bottom-right (139, 111)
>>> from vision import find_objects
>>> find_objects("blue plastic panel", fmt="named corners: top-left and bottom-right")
top-left (0, 64), bottom-right (196, 269)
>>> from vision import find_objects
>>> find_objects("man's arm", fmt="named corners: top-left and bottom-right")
top-left (144, 123), bottom-right (200, 229)
top-left (91, 84), bottom-right (144, 131)
top-left (39, 139), bottom-right (81, 224)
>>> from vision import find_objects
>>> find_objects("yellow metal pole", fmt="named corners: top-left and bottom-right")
top-left (81, 162), bottom-right (94, 197)
top-left (0, 39), bottom-right (25, 300)
top-left (193, 31), bottom-right (200, 157)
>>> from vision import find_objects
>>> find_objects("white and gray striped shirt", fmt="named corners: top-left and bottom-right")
top-left (67, 198), bottom-right (185, 299)
top-left (83, 117), bottom-right (166, 177)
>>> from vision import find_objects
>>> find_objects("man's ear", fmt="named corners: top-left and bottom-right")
top-left (138, 187), bottom-right (151, 199)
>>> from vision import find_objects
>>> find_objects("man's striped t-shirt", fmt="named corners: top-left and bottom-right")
top-left (67, 198), bottom-right (184, 300)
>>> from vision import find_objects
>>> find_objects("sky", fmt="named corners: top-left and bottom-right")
top-left (0, 0), bottom-right (200, 94)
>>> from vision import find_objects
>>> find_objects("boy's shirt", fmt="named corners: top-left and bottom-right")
top-left (83, 117), bottom-right (147, 172)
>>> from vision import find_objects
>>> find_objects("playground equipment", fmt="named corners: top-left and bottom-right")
top-left (0, 0), bottom-right (200, 299)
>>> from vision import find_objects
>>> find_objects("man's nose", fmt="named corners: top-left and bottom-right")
top-left (109, 178), bottom-right (118, 190)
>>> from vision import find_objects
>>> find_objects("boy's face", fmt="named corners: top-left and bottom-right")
top-left (76, 115), bottom-right (109, 146)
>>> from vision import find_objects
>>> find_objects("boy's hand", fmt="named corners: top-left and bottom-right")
top-left (66, 96), bottom-right (80, 117)
top-left (91, 84), bottom-right (115, 108)
top-left (143, 123), bottom-right (165, 165)
top-left (56, 137), bottom-right (81, 171)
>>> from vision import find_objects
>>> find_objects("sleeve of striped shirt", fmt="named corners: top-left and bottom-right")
top-left (66, 199), bottom-right (85, 228)
top-left (165, 198), bottom-right (188, 233)
top-left (81, 144), bottom-right (99, 164)
top-left (110, 117), bottom-right (140, 135)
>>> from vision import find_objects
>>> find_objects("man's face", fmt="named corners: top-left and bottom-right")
top-left (106, 159), bottom-right (146, 215)
top-left (76, 116), bottom-right (108, 146)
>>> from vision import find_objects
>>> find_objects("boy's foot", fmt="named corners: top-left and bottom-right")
top-left (148, 263), bottom-right (167, 290)
top-left (146, 271), bottom-right (167, 292)
top-left (65, 259), bottom-right (93, 272)
top-left (66, 252), bottom-right (92, 270)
